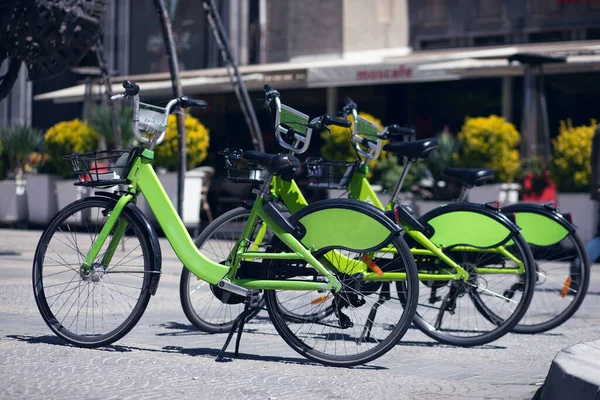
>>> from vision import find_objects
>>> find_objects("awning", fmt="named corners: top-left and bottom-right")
top-left (34, 40), bottom-right (600, 103)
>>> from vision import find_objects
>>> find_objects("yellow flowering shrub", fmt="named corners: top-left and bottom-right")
top-left (551, 119), bottom-right (595, 192)
top-left (454, 115), bottom-right (520, 183)
top-left (45, 119), bottom-right (99, 177)
top-left (321, 112), bottom-right (383, 172)
top-left (153, 114), bottom-right (210, 171)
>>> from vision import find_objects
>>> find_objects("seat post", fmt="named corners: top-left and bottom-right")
top-left (457, 185), bottom-right (469, 202)
top-left (390, 157), bottom-right (412, 205)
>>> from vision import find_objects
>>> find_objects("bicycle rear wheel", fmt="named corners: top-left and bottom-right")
top-left (32, 197), bottom-right (155, 347)
top-left (400, 231), bottom-right (535, 347)
top-left (513, 229), bottom-right (590, 333)
top-left (265, 236), bottom-right (418, 367)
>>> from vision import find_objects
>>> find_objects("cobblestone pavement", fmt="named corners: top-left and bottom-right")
top-left (1, 228), bottom-right (599, 400)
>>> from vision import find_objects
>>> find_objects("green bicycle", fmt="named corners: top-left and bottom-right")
top-left (32, 81), bottom-right (420, 367)
top-left (180, 88), bottom-right (536, 347)
top-left (443, 168), bottom-right (590, 334)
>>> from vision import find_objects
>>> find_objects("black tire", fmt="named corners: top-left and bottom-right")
top-left (265, 236), bottom-right (419, 367)
top-left (32, 197), bottom-right (154, 347)
top-left (513, 230), bottom-right (590, 333)
top-left (401, 231), bottom-right (536, 347)
top-left (179, 207), bottom-right (264, 333)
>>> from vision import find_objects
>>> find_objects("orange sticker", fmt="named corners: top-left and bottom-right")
top-left (311, 295), bottom-right (329, 305)
top-left (560, 276), bottom-right (572, 298)
top-left (362, 254), bottom-right (384, 276)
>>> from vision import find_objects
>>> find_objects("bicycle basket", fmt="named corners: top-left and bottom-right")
top-left (304, 158), bottom-right (357, 189)
top-left (63, 149), bottom-right (134, 187)
top-left (138, 102), bottom-right (168, 135)
top-left (221, 149), bottom-right (266, 184)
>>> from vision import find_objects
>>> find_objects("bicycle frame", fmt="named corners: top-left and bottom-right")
top-left (261, 166), bottom-right (525, 281)
top-left (81, 149), bottom-right (342, 292)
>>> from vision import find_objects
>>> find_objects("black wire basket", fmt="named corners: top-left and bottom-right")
top-left (221, 149), bottom-right (266, 184)
top-left (304, 158), bottom-right (358, 189)
top-left (63, 149), bottom-right (134, 188)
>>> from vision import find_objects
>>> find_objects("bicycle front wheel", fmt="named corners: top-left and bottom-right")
top-left (265, 235), bottom-right (419, 367)
top-left (32, 197), bottom-right (155, 347)
top-left (180, 207), bottom-right (266, 333)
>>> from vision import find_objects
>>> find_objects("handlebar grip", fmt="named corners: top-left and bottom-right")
top-left (122, 80), bottom-right (140, 96)
top-left (178, 96), bottom-right (208, 109)
top-left (326, 116), bottom-right (352, 128)
top-left (388, 124), bottom-right (416, 136)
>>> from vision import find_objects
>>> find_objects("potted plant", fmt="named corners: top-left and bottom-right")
top-left (24, 151), bottom-right (60, 226)
top-left (552, 119), bottom-right (596, 242)
top-left (87, 104), bottom-right (134, 150)
top-left (453, 115), bottom-right (521, 204)
top-left (45, 119), bottom-right (99, 210)
top-left (516, 155), bottom-right (556, 203)
top-left (138, 113), bottom-right (210, 227)
top-left (0, 125), bottom-right (43, 223)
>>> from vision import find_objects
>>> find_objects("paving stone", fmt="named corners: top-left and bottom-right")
top-left (0, 228), bottom-right (599, 399)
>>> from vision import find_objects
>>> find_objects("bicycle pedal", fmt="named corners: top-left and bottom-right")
top-left (338, 311), bottom-right (354, 329)
top-left (246, 290), bottom-right (261, 308)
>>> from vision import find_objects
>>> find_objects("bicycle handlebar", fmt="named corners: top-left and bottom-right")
top-left (111, 81), bottom-right (208, 149)
top-left (379, 124), bottom-right (415, 140)
top-left (322, 115), bottom-right (352, 128)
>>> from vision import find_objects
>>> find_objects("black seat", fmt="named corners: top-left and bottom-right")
top-left (383, 139), bottom-right (438, 161)
top-left (443, 167), bottom-right (494, 187)
top-left (241, 151), bottom-right (301, 181)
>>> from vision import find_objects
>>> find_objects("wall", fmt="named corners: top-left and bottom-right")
top-left (343, 0), bottom-right (409, 53)
top-left (409, 0), bottom-right (600, 50)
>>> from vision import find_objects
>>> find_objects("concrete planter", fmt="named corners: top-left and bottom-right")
top-left (0, 180), bottom-right (28, 223)
top-left (413, 200), bottom-right (448, 217)
top-left (467, 183), bottom-right (503, 204)
top-left (25, 174), bottom-right (59, 225)
top-left (557, 193), bottom-right (597, 243)
top-left (138, 169), bottom-right (204, 227)
top-left (54, 180), bottom-right (89, 223)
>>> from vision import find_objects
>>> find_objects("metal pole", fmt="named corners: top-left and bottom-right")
top-left (153, 0), bottom-right (186, 217)
top-left (202, 0), bottom-right (264, 152)
top-left (522, 64), bottom-right (535, 158)
top-left (94, 40), bottom-right (122, 149)
top-left (538, 65), bottom-right (552, 166)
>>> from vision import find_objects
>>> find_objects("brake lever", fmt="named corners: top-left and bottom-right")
top-left (172, 107), bottom-right (187, 118)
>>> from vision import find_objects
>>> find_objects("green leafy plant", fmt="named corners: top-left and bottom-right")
top-left (45, 119), bottom-right (99, 177)
top-left (88, 104), bottom-right (134, 149)
top-left (153, 114), bottom-right (210, 171)
top-left (454, 115), bottom-right (520, 183)
top-left (0, 125), bottom-right (43, 179)
top-left (551, 119), bottom-right (596, 192)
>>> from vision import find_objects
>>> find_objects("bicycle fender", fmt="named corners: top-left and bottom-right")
top-left (290, 198), bottom-right (400, 253)
top-left (419, 202), bottom-right (520, 249)
top-left (502, 203), bottom-right (573, 246)
top-left (93, 193), bottom-right (162, 295)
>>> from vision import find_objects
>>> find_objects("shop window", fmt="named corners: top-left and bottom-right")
top-left (473, 35), bottom-right (506, 47)
top-left (420, 38), bottom-right (453, 50)
top-left (528, 31), bottom-right (565, 43)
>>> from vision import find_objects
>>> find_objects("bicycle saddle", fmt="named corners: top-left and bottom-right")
top-left (383, 138), bottom-right (438, 162)
top-left (443, 167), bottom-right (494, 187)
top-left (241, 151), bottom-right (301, 181)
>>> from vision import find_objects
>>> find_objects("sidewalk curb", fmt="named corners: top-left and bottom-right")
top-left (536, 339), bottom-right (600, 400)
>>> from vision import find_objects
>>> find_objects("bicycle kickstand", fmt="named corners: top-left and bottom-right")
top-left (216, 290), bottom-right (261, 362)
